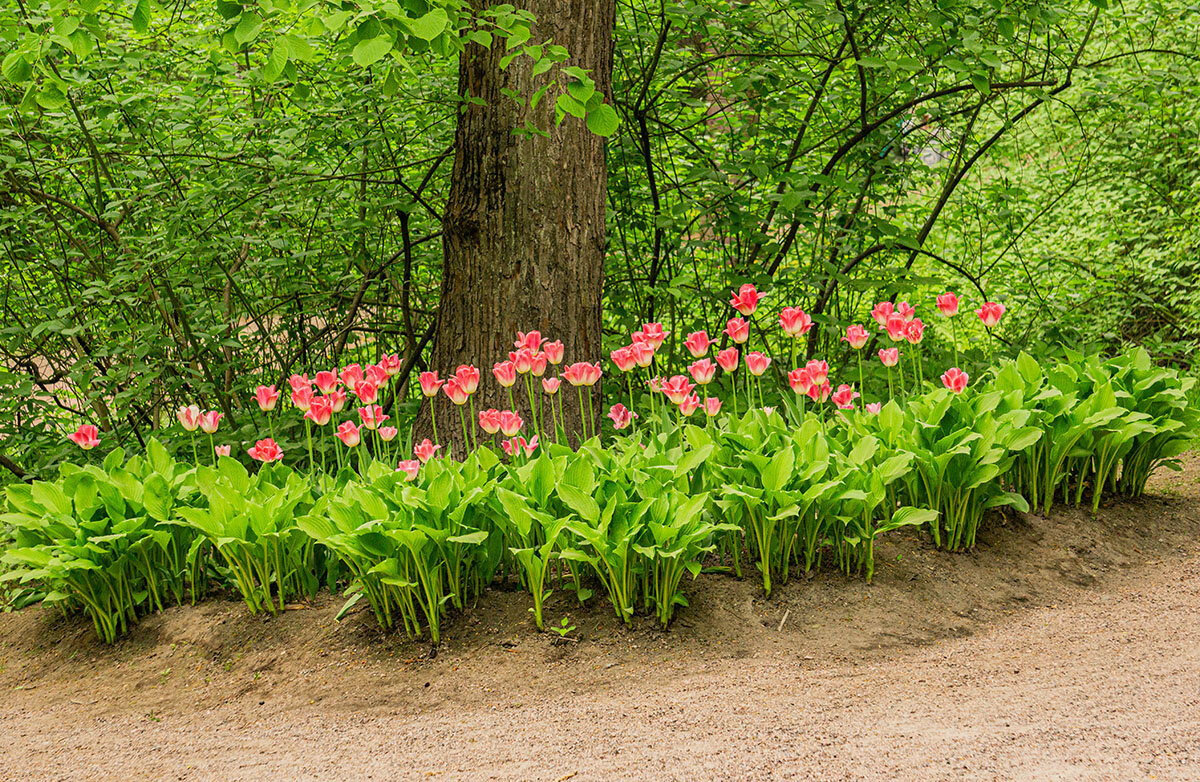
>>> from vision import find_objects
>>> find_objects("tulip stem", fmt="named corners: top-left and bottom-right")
top-left (468, 396), bottom-right (478, 451)
top-left (950, 317), bottom-right (959, 367)
top-left (305, 419), bottom-right (314, 478)
top-left (576, 386), bottom-right (588, 442)
top-left (730, 371), bottom-right (739, 419)
top-left (190, 432), bottom-right (198, 466)
top-left (207, 433), bottom-right (215, 464)
top-left (428, 398), bottom-right (439, 446)
top-left (458, 406), bottom-right (470, 459)
top-left (627, 375), bottom-right (636, 433)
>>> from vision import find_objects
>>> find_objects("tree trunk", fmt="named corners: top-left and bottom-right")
top-left (421, 0), bottom-right (614, 457)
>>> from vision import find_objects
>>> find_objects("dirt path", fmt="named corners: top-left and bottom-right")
top-left (3, 460), bottom-right (1200, 781)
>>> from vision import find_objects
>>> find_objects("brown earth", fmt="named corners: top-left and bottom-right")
top-left (2, 456), bottom-right (1199, 781)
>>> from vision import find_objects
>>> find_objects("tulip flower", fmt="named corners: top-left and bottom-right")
top-left (413, 438), bottom-right (441, 463)
top-left (380, 354), bottom-right (402, 376)
top-left (288, 374), bottom-right (311, 392)
top-left (519, 435), bottom-right (539, 457)
top-left (305, 397), bottom-right (333, 426)
top-left (443, 378), bottom-right (469, 406)
top-left (745, 352), bottom-right (771, 376)
top-left (716, 347), bottom-right (739, 372)
top-left (678, 393), bottom-right (701, 417)
top-left (378, 426), bottom-right (398, 442)
top-left (866, 403), bottom-right (882, 415)
top-left (365, 364), bottom-right (389, 387)
top-left (805, 360), bottom-right (829, 386)
top-left (396, 460), bottom-right (420, 481)
top-left (290, 387), bottom-right (313, 412)
top-left (499, 411), bottom-right (524, 437)
top-left (936, 292), bottom-right (959, 317)
top-left (788, 367), bottom-right (812, 396)
top-left (544, 341), bottom-right (564, 365)
top-left (703, 397), bottom-right (722, 417)
top-left (683, 331), bottom-right (712, 358)
top-left (661, 375), bottom-right (694, 405)
top-left (906, 319), bottom-right (925, 344)
top-left (608, 403), bottom-right (636, 430)
top-left (611, 346), bottom-right (636, 372)
top-left (215, 445), bottom-right (231, 457)
top-left (631, 342), bottom-right (655, 368)
top-left (493, 360), bottom-right (517, 388)
top-left (843, 324), bottom-right (870, 349)
top-left (871, 301), bottom-right (894, 328)
top-left (878, 348), bottom-right (899, 367)
top-left (177, 405), bottom-right (202, 431)
top-left (542, 377), bottom-right (561, 395)
top-left (358, 405), bottom-right (389, 429)
top-left (885, 314), bottom-right (908, 342)
top-left (514, 331), bottom-right (546, 351)
top-left (479, 408), bottom-right (502, 435)
top-left (896, 301), bottom-right (916, 322)
top-left (512, 348), bottom-right (535, 374)
top-left (729, 283), bottom-right (761, 316)
top-left (254, 385), bottom-right (280, 412)
top-left (724, 317), bottom-right (750, 344)
top-left (418, 371), bottom-right (443, 397)
top-left (247, 438), bottom-right (283, 462)
top-left (637, 322), bottom-right (669, 350)
top-left (353, 380), bottom-right (379, 405)
top-left (807, 381), bottom-right (831, 403)
top-left (199, 411), bottom-right (222, 434)
top-left (68, 424), bottom-right (100, 450)
top-left (326, 389), bottom-right (347, 413)
top-left (337, 421), bottom-right (361, 447)
top-left (976, 301), bottom-right (1005, 328)
top-left (779, 307), bottom-right (814, 338)
top-left (689, 358), bottom-right (717, 385)
top-left (649, 376), bottom-right (665, 394)
top-left (340, 364), bottom-right (364, 388)
top-left (831, 384), bottom-right (860, 410)
top-left (530, 352), bottom-right (548, 377)
top-left (941, 367), bottom-right (969, 393)
top-left (454, 365), bottom-right (480, 394)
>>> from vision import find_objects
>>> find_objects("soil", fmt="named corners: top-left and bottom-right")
top-left (2, 456), bottom-right (1200, 781)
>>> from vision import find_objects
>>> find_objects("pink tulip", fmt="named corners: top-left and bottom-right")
top-left (199, 411), bottom-right (223, 434)
top-left (729, 283), bottom-right (761, 316)
top-left (906, 319), bottom-right (925, 345)
top-left (513, 348), bottom-right (535, 374)
top-left (807, 381), bottom-right (831, 403)
top-left (871, 301), bottom-right (894, 328)
top-left (611, 346), bottom-right (637, 372)
top-left (779, 307), bottom-right (813, 337)
top-left (866, 402), bottom-right (882, 415)
top-left (661, 375), bottom-right (694, 405)
top-left (689, 358), bottom-right (717, 385)
top-left (941, 367), bottom-right (969, 393)
top-left (584, 362), bottom-right (602, 385)
top-left (493, 361), bottom-right (517, 388)
top-left (290, 387), bottom-right (313, 412)
top-left (396, 460), bottom-right (420, 481)
top-left (885, 314), bottom-right (908, 342)
top-left (636, 322), bottom-right (669, 350)
top-left (326, 389), bottom-right (347, 413)
top-left (843, 324), bottom-right (870, 349)
top-left (413, 438), bottom-right (441, 463)
top-left (896, 301), bottom-right (916, 322)
top-left (358, 405), bottom-right (389, 429)
top-left (608, 403), bottom-right (636, 430)
top-left (340, 364), bottom-right (364, 388)
top-left (353, 380), bottom-right (379, 405)
top-left (530, 352), bottom-right (548, 377)
top-left (976, 301), bottom-right (1005, 328)
top-left (788, 367), bottom-right (812, 395)
top-left (418, 371), bottom-right (443, 397)
top-left (336, 421), bottom-right (361, 447)
top-left (314, 372), bottom-right (338, 394)
top-left (215, 445), bottom-right (231, 457)
top-left (455, 365), bottom-right (480, 394)
top-left (247, 438), bottom-right (283, 462)
top-left (683, 330), bottom-right (712, 358)
top-left (380, 354), bottom-right (402, 376)
top-left (499, 411), bottom-right (524, 437)
top-left (936, 292), bottom-right (959, 317)
top-left (365, 364), bottom-right (389, 387)
top-left (648, 376), bottom-right (664, 394)
top-left (501, 438), bottom-right (518, 457)
top-left (443, 378), bottom-right (469, 406)
top-left (831, 384), bottom-right (860, 410)
top-left (564, 362), bottom-right (601, 387)
top-left (288, 374), bottom-right (311, 392)
top-left (542, 377), bottom-right (561, 395)
top-left (631, 342), bottom-right (655, 368)
top-left (716, 347), bottom-right (740, 373)
top-left (305, 397), bottom-right (333, 426)
top-left (703, 397), bottom-right (722, 417)
top-left (514, 331), bottom-right (546, 351)
top-left (678, 393), bottom-right (701, 417)
top-left (254, 385), bottom-right (280, 412)
top-left (724, 317), bottom-right (750, 344)
top-left (805, 360), bottom-right (829, 386)
top-left (745, 352), bottom-right (771, 376)
top-left (519, 435), bottom-right (539, 457)
top-left (68, 424), bottom-right (100, 450)
top-left (177, 405), bottom-right (202, 432)
top-left (878, 348), bottom-right (900, 367)
top-left (378, 426), bottom-right (398, 442)
top-left (479, 409), bottom-right (502, 435)
top-left (544, 341), bottom-right (565, 365)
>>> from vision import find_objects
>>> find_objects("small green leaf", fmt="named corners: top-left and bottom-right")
top-left (585, 103), bottom-right (619, 136)
top-left (353, 34), bottom-right (393, 67)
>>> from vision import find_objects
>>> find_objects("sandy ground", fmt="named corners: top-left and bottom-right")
top-left (2, 458), bottom-right (1199, 781)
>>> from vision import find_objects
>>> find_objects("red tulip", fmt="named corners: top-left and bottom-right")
top-left (683, 331), bottom-right (712, 357)
top-left (290, 387), bottom-right (313, 412)
top-left (326, 389), bottom-right (347, 413)
top-left (177, 405), bottom-right (202, 431)
top-left (636, 322), bottom-right (669, 350)
top-left (378, 426), bottom-right (398, 442)
top-left (843, 324), bottom-right (870, 349)
top-left (443, 378), bottom-right (469, 406)
top-left (689, 358), bottom-right (717, 385)
top-left (68, 424), bottom-right (100, 450)
top-left (608, 403), bottom-right (636, 430)
top-left (730, 283), bottom-right (761, 316)
top-left (199, 411), bottom-right (223, 434)
top-left (514, 331), bottom-right (547, 351)
top-left (365, 364), bottom-right (389, 387)
top-left (611, 346), bottom-right (637, 372)
top-left (455, 364), bottom-right (480, 394)
top-left (305, 397), bottom-right (333, 426)
top-left (871, 301), bottom-right (894, 328)
top-left (418, 371), bottom-right (443, 397)
top-left (254, 385), bottom-right (280, 412)
top-left (661, 375), bottom-right (694, 405)
top-left (805, 360), bottom-right (829, 386)
top-left (878, 348), bottom-right (899, 367)
top-left (353, 380), bottom-right (379, 405)
top-left (716, 347), bottom-right (740, 372)
top-left (513, 348), bottom-right (535, 374)
top-left (788, 368), bottom-right (812, 395)
top-left (314, 372), bottom-right (338, 394)
top-left (724, 317), bottom-right (750, 344)
top-left (544, 341), bottom-right (565, 365)
top-left (358, 404), bottom-right (389, 429)
top-left (413, 438), bottom-right (441, 463)
top-left (493, 361), bottom-right (517, 388)
top-left (247, 438), bottom-right (283, 462)
top-left (215, 445), bottom-right (232, 457)
top-left (518, 435), bottom-right (539, 457)
top-left (936, 292), bottom-right (959, 317)
top-left (336, 421), bottom-right (361, 447)
top-left (631, 342), bottom-right (655, 368)
top-left (340, 364), bottom-right (364, 388)
top-left (885, 314), bottom-right (908, 342)
top-left (941, 367), bottom-right (969, 393)
top-left (779, 307), bottom-right (813, 337)
top-left (866, 402), bottom-right (882, 415)
top-left (745, 352), bottom-right (771, 376)
top-left (530, 352), bottom-right (548, 377)
top-left (479, 408), bottom-right (502, 435)
top-left (906, 319), bottom-right (926, 344)
top-left (542, 377), bottom-right (561, 395)
top-left (896, 301), bottom-right (916, 322)
top-left (703, 397), bottom-right (722, 417)
top-left (288, 374), bottom-right (311, 392)
top-left (396, 460), bottom-right (420, 481)
top-left (380, 354), bottom-right (402, 376)
top-left (807, 381), bottom-right (831, 403)
top-left (976, 302), bottom-right (1005, 328)
top-left (498, 411), bottom-right (524, 437)
top-left (831, 384), bottom-right (860, 410)
top-left (564, 362), bottom-right (601, 387)
top-left (678, 393), bottom-right (701, 416)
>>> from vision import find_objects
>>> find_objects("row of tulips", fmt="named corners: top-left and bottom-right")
top-left (8, 340), bottom-right (1194, 643)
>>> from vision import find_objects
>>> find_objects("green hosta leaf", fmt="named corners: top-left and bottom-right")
top-left (880, 506), bottom-right (938, 533)
top-left (447, 530), bottom-right (489, 546)
top-left (557, 483), bottom-right (600, 524)
top-left (760, 447), bottom-right (794, 493)
top-left (142, 474), bottom-right (172, 522)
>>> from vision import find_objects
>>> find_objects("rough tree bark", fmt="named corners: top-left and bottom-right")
top-left (420, 0), bottom-right (614, 456)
